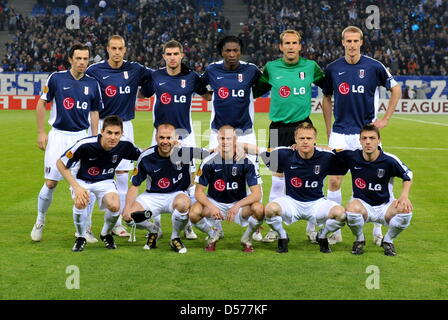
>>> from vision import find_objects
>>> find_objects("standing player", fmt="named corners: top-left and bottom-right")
top-left (334, 125), bottom-right (413, 256)
top-left (86, 35), bottom-right (153, 238)
top-left (122, 123), bottom-right (209, 253)
top-left (322, 26), bottom-right (402, 246)
top-left (139, 39), bottom-right (211, 240)
top-left (31, 43), bottom-right (101, 242)
top-left (189, 125), bottom-right (264, 253)
top-left (259, 122), bottom-right (347, 253)
top-left (201, 35), bottom-right (262, 238)
top-left (56, 116), bottom-right (141, 252)
top-left (252, 29), bottom-right (325, 243)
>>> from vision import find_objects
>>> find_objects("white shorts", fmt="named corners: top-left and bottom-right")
top-left (90, 119), bottom-right (135, 171)
top-left (329, 132), bottom-right (361, 150)
top-left (44, 128), bottom-right (87, 181)
top-left (209, 130), bottom-right (258, 168)
top-left (207, 198), bottom-right (249, 227)
top-left (71, 179), bottom-right (118, 210)
top-left (135, 191), bottom-right (187, 218)
top-left (356, 198), bottom-right (394, 226)
top-left (273, 195), bottom-right (339, 226)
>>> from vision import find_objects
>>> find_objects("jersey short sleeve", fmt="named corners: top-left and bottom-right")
top-left (194, 72), bottom-right (208, 95)
top-left (196, 162), bottom-right (211, 187)
top-left (313, 61), bottom-right (325, 88)
top-left (60, 141), bottom-right (83, 168)
top-left (322, 67), bottom-right (333, 96)
top-left (131, 159), bottom-right (148, 187)
top-left (253, 66), bottom-right (272, 98)
top-left (41, 73), bottom-right (56, 102)
top-left (376, 63), bottom-right (396, 90)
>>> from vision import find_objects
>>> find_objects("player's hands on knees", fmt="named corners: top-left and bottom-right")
top-left (74, 187), bottom-right (90, 208)
top-left (227, 204), bottom-right (240, 222)
top-left (209, 205), bottom-right (223, 220)
top-left (37, 132), bottom-right (48, 151)
top-left (395, 196), bottom-right (413, 213)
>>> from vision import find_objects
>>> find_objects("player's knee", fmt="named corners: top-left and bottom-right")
top-left (107, 202), bottom-right (120, 213)
top-left (331, 205), bottom-right (346, 221)
top-left (173, 194), bottom-right (191, 213)
top-left (389, 212), bottom-right (412, 230)
top-left (45, 180), bottom-right (58, 189)
top-left (251, 202), bottom-right (264, 220)
top-left (265, 202), bottom-right (280, 219)
top-left (346, 200), bottom-right (363, 213)
top-left (328, 176), bottom-right (341, 191)
top-left (74, 203), bottom-right (86, 210)
top-left (189, 203), bottom-right (203, 222)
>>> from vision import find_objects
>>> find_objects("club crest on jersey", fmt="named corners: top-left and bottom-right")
top-left (232, 167), bottom-right (238, 176)
top-left (181, 79), bottom-right (186, 88)
top-left (314, 165), bottom-right (320, 175)
top-left (66, 151), bottom-right (73, 159)
top-left (123, 71), bottom-right (129, 79)
top-left (359, 69), bottom-right (365, 79)
top-left (299, 72), bottom-right (305, 80)
top-left (112, 155), bottom-right (118, 163)
top-left (238, 73), bottom-right (243, 83)
top-left (84, 86), bottom-right (89, 95)
top-left (175, 161), bottom-right (182, 170)
top-left (377, 168), bottom-right (385, 178)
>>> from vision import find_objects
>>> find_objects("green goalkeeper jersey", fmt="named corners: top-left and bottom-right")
top-left (254, 57), bottom-right (324, 123)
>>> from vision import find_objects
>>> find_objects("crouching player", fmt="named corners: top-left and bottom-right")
top-left (57, 115), bottom-right (141, 252)
top-left (189, 125), bottom-right (264, 252)
top-left (122, 123), bottom-right (209, 253)
top-left (335, 124), bottom-right (413, 256)
top-left (255, 122), bottom-right (347, 253)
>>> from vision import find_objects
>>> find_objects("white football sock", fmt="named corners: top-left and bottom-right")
top-left (242, 216), bottom-right (262, 241)
top-left (373, 223), bottom-right (383, 237)
top-left (101, 209), bottom-right (120, 236)
top-left (85, 192), bottom-right (96, 230)
top-left (115, 173), bottom-right (129, 227)
top-left (384, 213), bottom-right (412, 243)
top-left (266, 216), bottom-right (287, 239)
top-left (346, 212), bottom-right (365, 242)
top-left (193, 218), bottom-right (214, 237)
top-left (73, 206), bottom-right (88, 238)
top-left (269, 176), bottom-right (285, 202)
top-left (171, 209), bottom-right (189, 240)
top-left (327, 189), bottom-right (342, 204)
top-left (36, 183), bottom-right (55, 225)
top-left (320, 218), bottom-right (345, 238)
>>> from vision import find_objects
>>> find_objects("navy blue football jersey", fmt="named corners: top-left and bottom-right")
top-left (132, 146), bottom-right (209, 193)
top-left (261, 147), bottom-right (348, 202)
top-left (201, 61), bottom-right (261, 131)
top-left (60, 135), bottom-right (141, 182)
top-left (334, 148), bottom-right (412, 206)
top-left (322, 55), bottom-right (398, 134)
top-left (140, 65), bottom-right (207, 134)
top-left (86, 60), bottom-right (153, 121)
top-left (41, 71), bottom-right (102, 131)
top-left (196, 153), bottom-right (262, 203)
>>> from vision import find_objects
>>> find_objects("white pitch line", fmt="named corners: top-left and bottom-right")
top-left (394, 117), bottom-right (448, 127)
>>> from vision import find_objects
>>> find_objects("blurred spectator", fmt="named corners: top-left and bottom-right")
top-left (3, 0), bottom-right (230, 72)
top-left (242, 0), bottom-right (448, 75)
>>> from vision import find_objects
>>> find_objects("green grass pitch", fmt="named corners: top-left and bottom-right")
top-left (0, 110), bottom-right (447, 300)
